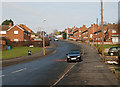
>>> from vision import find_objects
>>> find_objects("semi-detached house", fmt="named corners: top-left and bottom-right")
top-left (0, 23), bottom-right (31, 42)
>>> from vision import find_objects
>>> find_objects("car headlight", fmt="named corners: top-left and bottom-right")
top-left (77, 56), bottom-right (80, 57)
top-left (67, 56), bottom-right (70, 58)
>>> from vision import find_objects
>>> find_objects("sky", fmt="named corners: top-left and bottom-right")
top-left (1, 1), bottom-right (119, 33)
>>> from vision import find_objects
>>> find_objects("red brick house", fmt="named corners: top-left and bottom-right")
top-left (72, 27), bottom-right (79, 41)
top-left (7, 24), bottom-right (31, 41)
top-left (0, 23), bottom-right (12, 37)
top-left (64, 23), bottom-right (119, 44)
top-left (0, 23), bottom-right (31, 42)
top-left (80, 25), bottom-right (88, 41)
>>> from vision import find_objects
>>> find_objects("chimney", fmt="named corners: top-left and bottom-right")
top-left (113, 23), bottom-right (115, 25)
top-left (83, 25), bottom-right (86, 27)
top-left (91, 24), bottom-right (93, 27)
top-left (9, 22), bottom-right (12, 27)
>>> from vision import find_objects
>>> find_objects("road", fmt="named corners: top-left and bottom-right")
top-left (1, 40), bottom-right (119, 86)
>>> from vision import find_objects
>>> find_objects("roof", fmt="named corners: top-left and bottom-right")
top-left (0, 25), bottom-right (10, 31)
top-left (19, 24), bottom-right (32, 33)
top-left (7, 25), bottom-right (24, 31)
top-left (7, 24), bottom-right (30, 34)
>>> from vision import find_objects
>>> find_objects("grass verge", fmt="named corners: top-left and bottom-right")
top-left (96, 44), bottom-right (120, 49)
top-left (0, 47), bottom-right (42, 60)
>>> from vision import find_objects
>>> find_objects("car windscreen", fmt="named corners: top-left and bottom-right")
top-left (69, 51), bottom-right (80, 54)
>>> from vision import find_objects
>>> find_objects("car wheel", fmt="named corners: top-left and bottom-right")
top-left (77, 58), bottom-right (82, 62)
top-left (67, 59), bottom-right (71, 62)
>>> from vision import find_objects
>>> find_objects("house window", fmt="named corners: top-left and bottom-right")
top-left (0, 31), bottom-right (6, 34)
top-left (112, 30), bottom-right (116, 33)
top-left (14, 39), bottom-right (19, 41)
top-left (14, 31), bottom-right (18, 34)
top-left (90, 34), bottom-right (92, 38)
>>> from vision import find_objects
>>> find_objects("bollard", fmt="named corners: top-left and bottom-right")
top-left (28, 50), bottom-right (31, 55)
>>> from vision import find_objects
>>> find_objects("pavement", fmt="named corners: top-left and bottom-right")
top-left (57, 41), bottom-right (119, 86)
top-left (2, 42), bottom-right (58, 67)
top-left (1, 40), bottom-right (119, 87)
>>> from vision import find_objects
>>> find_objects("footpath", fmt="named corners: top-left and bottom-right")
top-left (2, 42), bottom-right (58, 67)
top-left (58, 40), bottom-right (119, 86)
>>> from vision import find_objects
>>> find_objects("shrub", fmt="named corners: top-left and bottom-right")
top-left (97, 46), bottom-right (102, 54)
top-left (63, 33), bottom-right (67, 39)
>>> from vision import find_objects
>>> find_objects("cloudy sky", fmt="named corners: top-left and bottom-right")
top-left (1, 1), bottom-right (119, 33)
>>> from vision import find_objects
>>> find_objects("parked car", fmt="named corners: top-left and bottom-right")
top-left (108, 47), bottom-right (120, 56)
top-left (49, 38), bottom-right (52, 41)
top-left (66, 50), bottom-right (82, 62)
top-left (54, 38), bottom-right (58, 41)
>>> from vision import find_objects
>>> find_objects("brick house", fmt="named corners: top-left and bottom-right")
top-left (0, 23), bottom-right (31, 42)
top-left (80, 25), bottom-right (88, 41)
top-left (0, 23), bottom-right (12, 37)
top-left (7, 24), bottom-right (31, 41)
top-left (64, 23), bottom-right (119, 44)
top-left (68, 28), bottom-right (73, 40)
top-left (105, 23), bottom-right (119, 43)
top-left (72, 27), bottom-right (79, 41)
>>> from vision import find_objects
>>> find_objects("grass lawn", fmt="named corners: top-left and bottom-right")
top-left (0, 47), bottom-right (42, 60)
top-left (97, 44), bottom-right (120, 49)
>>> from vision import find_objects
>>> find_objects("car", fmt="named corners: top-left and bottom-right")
top-left (66, 50), bottom-right (82, 62)
top-left (108, 47), bottom-right (120, 56)
top-left (49, 38), bottom-right (52, 41)
top-left (54, 38), bottom-right (58, 41)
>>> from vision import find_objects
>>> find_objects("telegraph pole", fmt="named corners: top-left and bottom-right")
top-left (93, 24), bottom-right (94, 46)
top-left (101, 0), bottom-right (104, 61)
top-left (97, 18), bottom-right (98, 47)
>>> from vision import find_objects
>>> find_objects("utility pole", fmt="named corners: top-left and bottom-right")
top-left (97, 18), bottom-right (98, 47)
top-left (101, 0), bottom-right (104, 61)
top-left (87, 28), bottom-right (89, 45)
top-left (67, 28), bottom-right (68, 40)
top-left (93, 24), bottom-right (94, 46)
top-left (43, 19), bottom-right (46, 56)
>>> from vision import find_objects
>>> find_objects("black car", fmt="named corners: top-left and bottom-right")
top-left (66, 51), bottom-right (82, 62)
top-left (108, 47), bottom-right (120, 56)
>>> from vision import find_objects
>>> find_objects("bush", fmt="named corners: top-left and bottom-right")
top-left (97, 46), bottom-right (102, 54)
top-left (63, 33), bottom-right (67, 39)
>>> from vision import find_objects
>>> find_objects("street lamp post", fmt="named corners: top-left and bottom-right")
top-left (101, 0), bottom-right (104, 61)
top-left (43, 19), bottom-right (46, 56)
top-left (97, 18), bottom-right (98, 47)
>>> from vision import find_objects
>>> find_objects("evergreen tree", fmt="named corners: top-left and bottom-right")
top-left (1, 19), bottom-right (14, 25)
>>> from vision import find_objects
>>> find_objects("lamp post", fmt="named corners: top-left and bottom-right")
top-left (97, 18), bottom-right (98, 47)
top-left (101, 0), bottom-right (104, 61)
top-left (43, 19), bottom-right (46, 55)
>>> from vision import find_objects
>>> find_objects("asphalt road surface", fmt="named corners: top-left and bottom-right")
top-left (1, 40), bottom-right (119, 86)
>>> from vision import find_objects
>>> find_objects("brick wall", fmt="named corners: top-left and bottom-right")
top-left (7, 26), bottom-right (24, 41)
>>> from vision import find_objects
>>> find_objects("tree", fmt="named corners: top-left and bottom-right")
top-left (63, 33), bottom-right (67, 39)
top-left (1, 19), bottom-right (14, 25)
top-left (53, 29), bottom-right (60, 35)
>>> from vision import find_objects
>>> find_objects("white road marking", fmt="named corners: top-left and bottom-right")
top-left (51, 63), bottom-right (77, 87)
top-left (11, 68), bottom-right (26, 74)
top-left (0, 75), bottom-right (5, 77)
